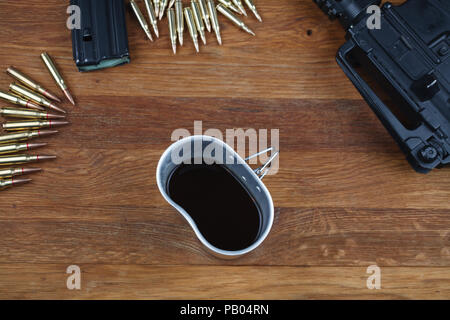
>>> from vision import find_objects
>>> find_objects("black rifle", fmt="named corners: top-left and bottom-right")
top-left (314, 0), bottom-right (450, 173)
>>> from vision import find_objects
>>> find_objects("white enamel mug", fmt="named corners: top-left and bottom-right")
top-left (156, 135), bottom-right (278, 259)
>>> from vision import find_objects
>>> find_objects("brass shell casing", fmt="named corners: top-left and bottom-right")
top-left (6, 67), bottom-right (61, 102)
top-left (9, 83), bottom-right (53, 108)
top-left (0, 90), bottom-right (43, 110)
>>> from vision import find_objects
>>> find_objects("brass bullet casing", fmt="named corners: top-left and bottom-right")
top-left (244, 0), bottom-right (261, 22)
top-left (175, 0), bottom-right (184, 46)
top-left (0, 107), bottom-right (66, 120)
top-left (41, 53), bottom-right (75, 106)
top-left (6, 67), bottom-right (61, 103)
top-left (168, 8), bottom-right (178, 54)
top-left (9, 83), bottom-right (66, 114)
top-left (184, 8), bottom-right (199, 53)
top-left (144, 0), bottom-right (159, 38)
top-left (191, 0), bottom-right (206, 45)
top-left (130, 0), bottom-right (154, 42)
top-left (232, 0), bottom-right (247, 16)
top-left (3, 120), bottom-right (69, 132)
top-left (0, 154), bottom-right (56, 166)
top-left (207, 0), bottom-right (222, 45)
top-left (216, 4), bottom-right (255, 36)
top-left (218, 0), bottom-right (241, 14)
top-left (0, 167), bottom-right (41, 179)
top-left (0, 90), bottom-right (44, 111)
top-left (0, 177), bottom-right (32, 190)
top-left (0, 130), bottom-right (58, 145)
top-left (198, 0), bottom-right (211, 32)
top-left (153, 0), bottom-right (160, 17)
top-left (159, 0), bottom-right (169, 20)
top-left (0, 142), bottom-right (47, 155)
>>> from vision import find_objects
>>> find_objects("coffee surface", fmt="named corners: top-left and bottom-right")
top-left (167, 162), bottom-right (261, 251)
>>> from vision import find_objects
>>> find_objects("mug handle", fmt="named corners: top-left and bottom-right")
top-left (245, 147), bottom-right (280, 180)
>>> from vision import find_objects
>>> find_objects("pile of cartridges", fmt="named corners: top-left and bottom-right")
top-left (130, 0), bottom-right (261, 53)
top-left (0, 53), bottom-right (74, 191)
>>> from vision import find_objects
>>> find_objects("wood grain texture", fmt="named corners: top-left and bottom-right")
top-left (0, 0), bottom-right (449, 299)
top-left (1, 265), bottom-right (449, 300)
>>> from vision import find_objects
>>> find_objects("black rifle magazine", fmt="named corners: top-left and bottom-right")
top-left (70, 0), bottom-right (130, 72)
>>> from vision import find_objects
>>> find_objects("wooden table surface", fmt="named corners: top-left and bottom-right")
top-left (0, 0), bottom-right (449, 300)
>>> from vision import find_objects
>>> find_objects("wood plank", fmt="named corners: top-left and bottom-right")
top-left (0, 264), bottom-right (448, 299)
top-left (0, 207), bottom-right (448, 266)
top-left (1, 148), bottom-right (449, 209)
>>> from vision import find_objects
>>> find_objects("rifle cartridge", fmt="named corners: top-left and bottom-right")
top-left (3, 120), bottom-right (69, 132)
top-left (159, 0), bottom-right (169, 20)
top-left (175, 0), bottom-right (184, 46)
top-left (144, 0), bottom-right (160, 37)
top-left (6, 67), bottom-right (61, 102)
top-left (198, 0), bottom-right (211, 32)
top-left (0, 107), bottom-right (65, 120)
top-left (184, 8), bottom-right (200, 52)
top-left (216, 4), bottom-right (255, 36)
top-left (218, 0), bottom-right (240, 14)
top-left (168, 8), bottom-right (178, 54)
top-left (232, 0), bottom-right (247, 16)
top-left (0, 130), bottom-right (58, 145)
top-left (0, 167), bottom-right (41, 179)
top-left (0, 154), bottom-right (56, 166)
top-left (243, 0), bottom-right (261, 22)
top-left (153, 0), bottom-right (160, 16)
top-left (41, 52), bottom-right (75, 105)
top-left (191, 0), bottom-right (207, 45)
top-left (207, 0), bottom-right (222, 45)
top-left (0, 90), bottom-right (44, 111)
top-left (130, 0), bottom-right (154, 42)
top-left (0, 142), bottom-right (47, 155)
top-left (0, 177), bottom-right (32, 190)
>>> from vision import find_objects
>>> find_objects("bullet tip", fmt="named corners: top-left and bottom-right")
top-left (49, 103), bottom-right (67, 114)
top-left (53, 121), bottom-right (69, 127)
top-left (63, 89), bottom-right (75, 107)
top-left (43, 90), bottom-right (62, 103)
top-left (146, 31), bottom-right (154, 42)
top-left (22, 168), bottom-right (42, 175)
top-left (48, 113), bottom-right (66, 119)
top-left (28, 143), bottom-right (47, 150)
top-left (38, 155), bottom-right (57, 161)
top-left (38, 129), bottom-right (59, 137)
top-left (12, 178), bottom-right (32, 186)
top-left (244, 26), bottom-right (256, 36)
top-left (254, 11), bottom-right (262, 22)
top-left (172, 43), bottom-right (177, 55)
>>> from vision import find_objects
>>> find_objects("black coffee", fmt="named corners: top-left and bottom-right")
top-left (167, 161), bottom-right (262, 251)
